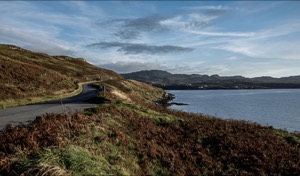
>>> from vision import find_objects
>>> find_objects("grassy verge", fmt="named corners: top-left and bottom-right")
top-left (0, 81), bottom-right (98, 109)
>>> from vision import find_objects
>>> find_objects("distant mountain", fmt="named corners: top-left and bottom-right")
top-left (122, 70), bottom-right (300, 89)
top-left (252, 75), bottom-right (300, 84)
top-left (0, 44), bottom-right (122, 104)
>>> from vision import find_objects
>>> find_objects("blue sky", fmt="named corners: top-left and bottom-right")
top-left (1, 1), bottom-right (300, 78)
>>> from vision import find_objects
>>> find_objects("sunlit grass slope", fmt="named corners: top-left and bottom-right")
top-left (0, 44), bottom-right (122, 107)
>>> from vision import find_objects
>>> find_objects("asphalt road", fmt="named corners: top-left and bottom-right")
top-left (0, 83), bottom-right (99, 129)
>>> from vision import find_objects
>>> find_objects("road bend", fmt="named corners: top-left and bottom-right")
top-left (0, 83), bottom-right (99, 129)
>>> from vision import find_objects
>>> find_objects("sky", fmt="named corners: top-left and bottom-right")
top-left (1, 1), bottom-right (300, 78)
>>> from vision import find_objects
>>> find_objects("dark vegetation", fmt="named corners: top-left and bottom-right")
top-left (0, 44), bottom-right (121, 106)
top-left (153, 92), bottom-right (188, 107)
top-left (122, 70), bottom-right (300, 89)
top-left (1, 78), bottom-right (300, 175)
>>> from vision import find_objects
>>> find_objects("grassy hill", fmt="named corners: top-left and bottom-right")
top-left (0, 45), bottom-right (299, 175)
top-left (0, 44), bottom-right (122, 108)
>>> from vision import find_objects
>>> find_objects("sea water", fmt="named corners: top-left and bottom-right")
top-left (168, 89), bottom-right (300, 132)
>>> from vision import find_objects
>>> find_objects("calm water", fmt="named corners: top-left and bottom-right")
top-left (168, 89), bottom-right (300, 132)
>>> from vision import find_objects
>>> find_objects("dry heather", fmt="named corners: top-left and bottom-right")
top-left (1, 79), bottom-right (300, 175)
top-left (0, 44), bottom-right (122, 106)
top-left (0, 55), bottom-right (75, 101)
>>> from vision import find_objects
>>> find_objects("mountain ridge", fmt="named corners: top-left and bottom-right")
top-left (122, 70), bottom-right (300, 89)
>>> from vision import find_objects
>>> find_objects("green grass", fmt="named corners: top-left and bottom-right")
top-left (112, 100), bottom-right (179, 123)
top-left (59, 145), bottom-right (111, 175)
top-left (273, 129), bottom-right (300, 145)
top-left (148, 164), bottom-right (171, 176)
top-left (16, 141), bottom-right (138, 175)
top-left (17, 145), bottom-right (111, 175)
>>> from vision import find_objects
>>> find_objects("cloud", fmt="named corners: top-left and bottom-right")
top-left (219, 41), bottom-right (300, 60)
top-left (159, 13), bottom-right (218, 31)
top-left (189, 30), bottom-right (255, 37)
top-left (99, 15), bottom-right (168, 40)
top-left (100, 61), bottom-right (229, 76)
top-left (0, 26), bottom-right (75, 56)
top-left (0, 1), bottom-right (98, 56)
top-left (175, 5), bottom-right (231, 29)
top-left (251, 21), bottom-right (300, 40)
top-left (212, 21), bottom-right (300, 60)
top-left (185, 5), bottom-right (231, 16)
top-left (113, 29), bottom-right (141, 40)
top-left (100, 10), bottom-right (227, 41)
top-left (186, 5), bottom-right (230, 10)
top-left (100, 61), bottom-right (168, 73)
top-left (87, 42), bottom-right (193, 55)
top-left (121, 15), bottom-right (167, 32)
top-left (225, 56), bottom-right (238, 61)
top-left (192, 65), bottom-right (230, 75)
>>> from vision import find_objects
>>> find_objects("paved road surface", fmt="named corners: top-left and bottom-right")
top-left (0, 84), bottom-right (99, 129)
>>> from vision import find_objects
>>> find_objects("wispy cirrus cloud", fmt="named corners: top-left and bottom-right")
top-left (0, 1), bottom-right (97, 56)
top-left (0, 26), bottom-right (75, 56)
top-left (86, 42), bottom-right (193, 55)
top-left (185, 5), bottom-right (230, 10)
top-left (188, 30), bottom-right (255, 37)
top-left (212, 21), bottom-right (300, 60)
top-left (159, 13), bottom-right (217, 31)
top-left (99, 15), bottom-right (168, 40)
top-left (99, 8), bottom-right (228, 41)
top-left (217, 40), bottom-right (300, 60)
top-left (184, 5), bottom-right (231, 16)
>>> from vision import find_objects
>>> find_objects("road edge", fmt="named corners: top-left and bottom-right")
top-left (0, 81), bottom-right (99, 109)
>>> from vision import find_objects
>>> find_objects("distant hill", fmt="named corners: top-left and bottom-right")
top-left (0, 44), bottom-right (122, 104)
top-left (122, 70), bottom-right (300, 89)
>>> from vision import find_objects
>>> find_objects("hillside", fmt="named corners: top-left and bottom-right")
top-left (0, 45), bottom-right (299, 175)
top-left (1, 78), bottom-right (299, 175)
top-left (122, 70), bottom-right (300, 89)
top-left (0, 44), bottom-right (122, 107)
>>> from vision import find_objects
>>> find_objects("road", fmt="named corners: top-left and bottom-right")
top-left (0, 83), bottom-right (99, 129)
